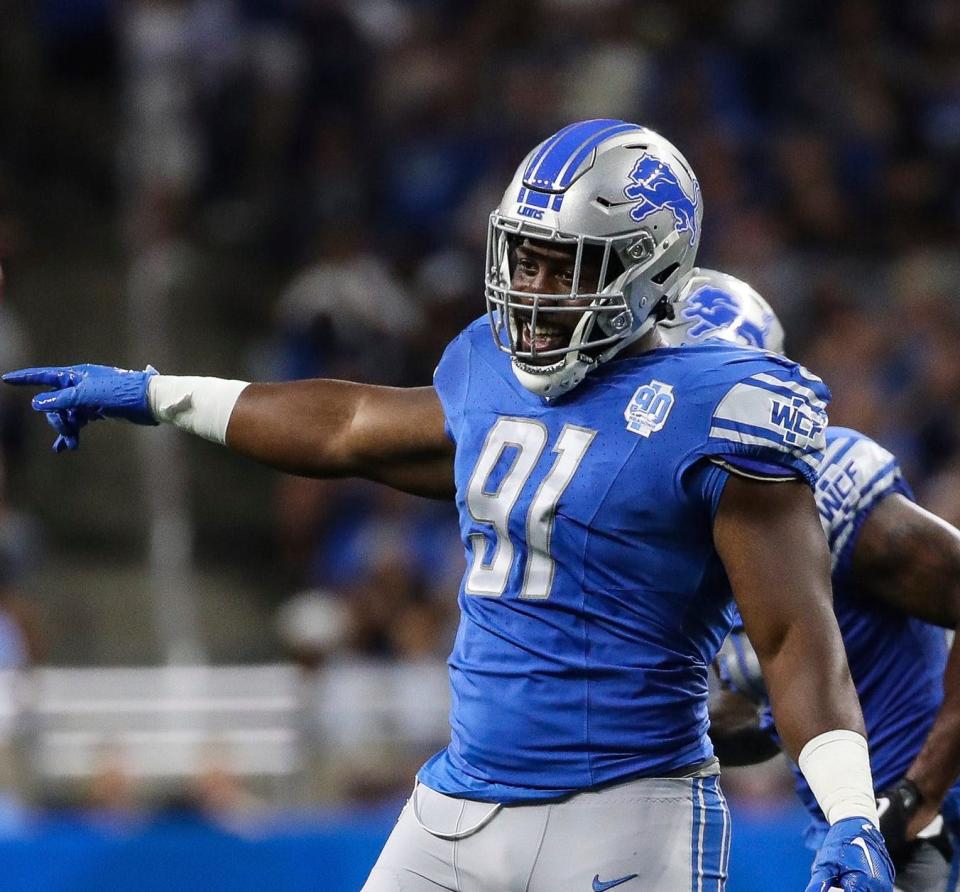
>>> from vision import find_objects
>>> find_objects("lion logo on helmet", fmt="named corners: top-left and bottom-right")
top-left (624, 155), bottom-right (699, 246)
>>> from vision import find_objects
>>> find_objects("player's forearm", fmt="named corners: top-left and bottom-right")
top-left (149, 374), bottom-right (373, 476)
top-left (224, 379), bottom-right (378, 477)
top-left (758, 618), bottom-right (879, 825)
top-left (906, 631), bottom-right (960, 808)
top-left (758, 615), bottom-right (866, 760)
top-left (224, 380), bottom-right (455, 498)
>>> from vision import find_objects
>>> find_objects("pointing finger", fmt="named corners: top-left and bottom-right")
top-left (3, 367), bottom-right (77, 388)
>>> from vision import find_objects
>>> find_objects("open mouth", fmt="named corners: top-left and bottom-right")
top-left (519, 319), bottom-right (571, 363)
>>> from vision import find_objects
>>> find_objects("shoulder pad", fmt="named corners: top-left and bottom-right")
top-left (708, 360), bottom-right (829, 475)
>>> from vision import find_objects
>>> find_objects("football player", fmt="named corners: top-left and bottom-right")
top-left (664, 269), bottom-right (960, 891)
top-left (5, 120), bottom-right (893, 891)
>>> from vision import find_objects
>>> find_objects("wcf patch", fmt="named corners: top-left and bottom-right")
top-left (625, 380), bottom-right (675, 437)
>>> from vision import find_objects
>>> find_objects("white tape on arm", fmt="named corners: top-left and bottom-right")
top-left (798, 730), bottom-right (879, 826)
top-left (148, 375), bottom-right (250, 445)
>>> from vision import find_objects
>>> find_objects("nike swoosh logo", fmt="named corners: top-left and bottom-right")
top-left (852, 837), bottom-right (878, 878)
top-left (592, 873), bottom-right (638, 891)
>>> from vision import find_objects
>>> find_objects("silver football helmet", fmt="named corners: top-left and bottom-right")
top-left (485, 119), bottom-right (703, 397)
top-left (662, 268), bottom-right (785, 354)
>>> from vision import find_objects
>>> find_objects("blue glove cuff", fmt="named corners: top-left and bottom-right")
top-left (85, 368), bottom-right (158, 425)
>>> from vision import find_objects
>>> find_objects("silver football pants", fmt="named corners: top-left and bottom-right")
top-left (362, 764), bottom-right (729, 892)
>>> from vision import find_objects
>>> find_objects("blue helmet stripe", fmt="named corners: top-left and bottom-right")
top-left (524, 190), bottom-right (550, 209)
top-left (554, 121), bottom-right (642, 189)
top-left (525, 119), bottom-right (622, 187)
top-left (525, 119), bottom-right (641, 191)
top-left (523, 122), bottom-right (583, 183)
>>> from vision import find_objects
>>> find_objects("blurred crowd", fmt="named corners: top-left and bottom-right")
top-left (0, 0), bottom-right (958, 807)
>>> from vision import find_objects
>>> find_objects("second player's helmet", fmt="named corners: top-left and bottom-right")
top-left (662, 268), bottom-right (785, 353)
top-left (485, 119), bottom-right (702, 397)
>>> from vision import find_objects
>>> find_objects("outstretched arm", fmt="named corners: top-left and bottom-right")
top-left (852, 493), bottom-right (960, 837)
top-left (226, 380), bottom-right (455, 498)
top-left (4, 365), bottom-right (456, 499)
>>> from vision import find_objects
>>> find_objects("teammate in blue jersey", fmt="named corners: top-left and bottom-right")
top-left (664, 269), bottom-right (960, 891)
top-left (4, 120), bottom-right (894, 890)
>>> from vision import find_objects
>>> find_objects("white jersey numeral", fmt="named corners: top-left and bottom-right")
top-left (465, 418), bottom-right (596, 600)
top-left (465, 418), bottom-right (547, 596)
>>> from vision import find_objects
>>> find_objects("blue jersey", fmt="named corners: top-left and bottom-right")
top-left (754, 427), bottom-right (955, 844)
top-left (420, 319), bottom-right (829, 803)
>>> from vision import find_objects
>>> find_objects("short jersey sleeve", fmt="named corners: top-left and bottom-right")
top-left (432, 329), bottom-right (472, 445)
top-left (814, 428), bottom-right (913, 576)
top-left (700, 359), bottom-right (830, 488)
top-left (682, 457), bottom-right (731, 518)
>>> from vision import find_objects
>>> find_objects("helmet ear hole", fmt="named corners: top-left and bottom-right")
top-left (651, 262), bottom-right (680, 286)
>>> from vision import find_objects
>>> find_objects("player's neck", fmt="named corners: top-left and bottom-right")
top-left (620, 327), bottom-right (667, 359)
